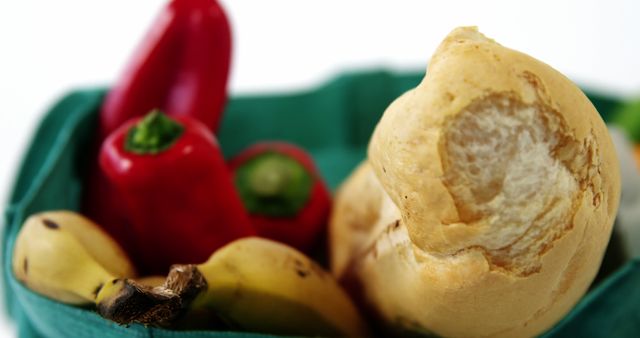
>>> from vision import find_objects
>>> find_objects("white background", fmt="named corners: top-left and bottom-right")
top-left (1, 0), bottom-right (639, 336)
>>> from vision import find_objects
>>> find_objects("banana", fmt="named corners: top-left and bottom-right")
top-left (188, 237), bottom-right (369, 337)
top-left (96, 237), bottom-right (370, 336)
top-left (12, 211), bottom-right (136, 304)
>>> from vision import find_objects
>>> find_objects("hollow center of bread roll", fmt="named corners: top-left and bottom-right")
top-left (442, 93), bottom-right (582, 274)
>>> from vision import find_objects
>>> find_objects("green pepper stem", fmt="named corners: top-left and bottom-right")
top-left (235, 152), bottom-right (313, 217)
top-left (125, 110), bottom-right (184, 155)
top-left (249, 157), bottom-right (293, 197)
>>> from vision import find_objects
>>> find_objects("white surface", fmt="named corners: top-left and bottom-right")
top-left (0, 0), bottom-right (639, 336)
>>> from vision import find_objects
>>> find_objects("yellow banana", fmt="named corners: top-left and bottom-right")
top-left (12, 211), bottom-right (136, 304)
top-left (188, 237), bottom-right (369, 337)
top-left (92, 236), bottom-right (370, 335)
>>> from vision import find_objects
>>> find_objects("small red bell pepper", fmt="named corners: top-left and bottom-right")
top-left (100, 0), bottom-right (232, 138)
top-left (100, 110), bottom-right (254, 274)
top-left (229, 142), bottom-right (331, 253)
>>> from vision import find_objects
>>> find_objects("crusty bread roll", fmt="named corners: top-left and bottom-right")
top-left (329, 27), bottom-right (621, 337)
top-left (330, 162), bottom-right (383, 278)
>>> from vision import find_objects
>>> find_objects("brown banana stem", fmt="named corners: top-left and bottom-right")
top-left (95, 266), bottom-right (208, 327)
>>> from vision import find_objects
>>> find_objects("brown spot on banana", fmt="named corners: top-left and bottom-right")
top-left (42, 218), bottom-right (59, 229)
top-left (293, 258), bottom-right (311, 278)
top-left (93, 282), bottom-right (104, 298)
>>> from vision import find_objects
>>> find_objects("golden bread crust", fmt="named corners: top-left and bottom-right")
top-left (330, 26), bottom-right (620, 337)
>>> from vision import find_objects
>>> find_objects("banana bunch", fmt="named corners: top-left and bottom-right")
top-left (12, 211), bottom-right (136, 304)
top-left (13, 211), bottom-right (193, 326)
top-left (98, 237), bottom-right (369, 337)
top-left (13, 212), bottom-right (368, 336)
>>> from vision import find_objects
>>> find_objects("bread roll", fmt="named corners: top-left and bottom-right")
top-left (329, 162), bottom-right (382, 277)
top-left (330, 27), bottom-right (620, 337)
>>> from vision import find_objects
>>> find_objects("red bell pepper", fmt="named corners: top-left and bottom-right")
top-left (84, 0), bottom-right (232, 258)
top-left (100, 110), bottom-right (254, 274)
top-left (229, 142), bottom-right (332, 253)
top-left (100, 0), bottom-right (232, 138)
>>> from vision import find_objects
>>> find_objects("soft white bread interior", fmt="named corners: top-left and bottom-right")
top-left (330, 27), bottom-right (620, 337)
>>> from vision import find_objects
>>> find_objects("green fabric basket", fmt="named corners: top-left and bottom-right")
top-left (2, 70), bottom-right (639, 338)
